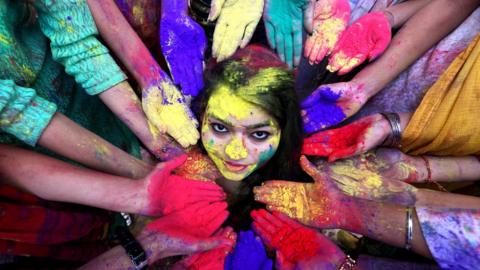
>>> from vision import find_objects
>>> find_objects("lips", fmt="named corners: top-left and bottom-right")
top-left (224, 161), bottom-right (249, 172)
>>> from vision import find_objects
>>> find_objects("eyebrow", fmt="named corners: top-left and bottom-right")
top-left (207, 114), bottom-right (274, 129)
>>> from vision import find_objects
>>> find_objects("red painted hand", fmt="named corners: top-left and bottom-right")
top-left (144, 154), bottom-right (226, 215)
top-left (302, 114), bottom-right (390, 161)
top-left (251, 209), bottom-right (346, 270)
top-left (146, 201), bottom-right (229, 239)
top-left (327, 12), bottom-right (392, 75)
top-left (304, 0), bottom-right (350, 65)
top-left (172, 227), bottom-right (237, 270)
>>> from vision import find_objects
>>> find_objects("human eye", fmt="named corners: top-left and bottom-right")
top-left (211, 123), bottom-right (229, 134)
top-left (250, 131), bottom-right (271, 141)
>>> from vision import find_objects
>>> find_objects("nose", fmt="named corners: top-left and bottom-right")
top-left (225, 136), bottom-right (248, 160)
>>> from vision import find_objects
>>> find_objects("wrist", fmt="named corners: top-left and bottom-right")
top-left (381, 10), bottom-right (395, 28)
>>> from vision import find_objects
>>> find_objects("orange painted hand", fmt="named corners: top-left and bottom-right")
top-left (302, 114), bottom-right (390, 161)
top-left (209, 0), bottom-right (264, 62)
top-left (327, 12), bottom-right (392, 75)
top-left (316, 148), bottom-right (421, 206)
top-left (142, 80), bottom-right (199, 148)
top-left (304, 0), bottom-right (350, 65)
top-left (253, 156), bottom-right (360, 229)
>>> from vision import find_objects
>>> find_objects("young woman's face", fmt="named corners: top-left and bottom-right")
top-left (201, 86), bottom-right (281, 181)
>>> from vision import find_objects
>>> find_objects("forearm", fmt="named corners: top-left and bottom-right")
top-left (0, 144), bottom-right (147, 214)
top-left (415, 189), bottom-right (480, 208)
top-left (87, 0), bottom-right (169, 88)
top-left (99, 82), bottom-right (175, 159)
top-left (340, 199), bottom-right (432, 258)
top-left (409, 155), bottom-right (480, 183)
top-left (383, 0), bottom-right (433, 28)
top-left (38, 113), bottom-right (152, 178)
top-left (354, 0), bottom-right (479, 97)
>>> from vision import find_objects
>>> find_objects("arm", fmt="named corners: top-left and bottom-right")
top-left (383, 0), bottom-right (433, 28)
top-left (38, 113), bottom-right (152, 178)
top-left (0, 144), bottom-right (147, 213)
top-left (353, 0), bottom-right (480, 99)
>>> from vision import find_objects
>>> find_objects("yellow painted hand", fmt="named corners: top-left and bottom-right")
top-left (209, 0), bottom-right (264, 62)
top-left (142, 81), bottom-right (199, 148)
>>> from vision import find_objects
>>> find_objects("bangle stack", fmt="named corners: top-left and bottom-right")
top-left (380, 112), bottom-right (402, 148)
top-left (338, 255), bottom-right (356, 270)
top-left (405, 207), bottom-right (414, 251)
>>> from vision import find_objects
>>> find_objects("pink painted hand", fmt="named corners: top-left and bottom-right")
top-left (172, 227), bottom-right (237, 270)
top-left (327, 12), bottom-right (392, 75)
top-left (316, 148), bottom-right (423, 206)
top-left (253, 156), bottom-right (361, 230)
top-left (143, 154), bottom-right (226, 216)
top-left (302, 114), bottom-right (390, 161)
top-left (251, 209), bottom-right (346, 270)
top-left (141, 209), bottom-right (233, 262)
top-left (301, 81), bottom-right (369, 133)
top-left (304, 0), bottom-right (350, 65)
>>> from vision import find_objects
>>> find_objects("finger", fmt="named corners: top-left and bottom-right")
top-left (212, 20), bottom-right (228, 59)
top-left (310, 35), bottom-right (324, 64)
top-left (326, 51), bottom-right (345, 73)
top-left (217, 22), bottom-right (244, 62)
top-left (300, 155), bottom-right (321, 179)
top-left (206, 210), bottom-right (229, 236)
top-left (240, 21), bottom-right (256, 48)
top-left (264, 21), bottom-right (276, 49)
top-left (293, 28), bottom-right (303, 66)
top-left (259, 209), bottom-right (283, 229)
top-left (315, 37), bottom-right (329, 64)
top-left (272, 211), bottom-right (302, 230)
top-left (284, 32), bottom-right (294, 68)
top-left (251, 210), bottom-right (277, 234)
top-left (208, 0), bottom-right (226, 21)
top-left (337, 56), bottom-right (364, 75)
top-left (163, 154), bottom-right (188, 172)
top-left (276, 31), bottom-right (286, 63)
top-left (304, 34), bottom-right (315, 59)
top-left (251, 222), bottom-right (273, 247)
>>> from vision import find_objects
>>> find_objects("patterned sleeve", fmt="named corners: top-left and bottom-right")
top-left (0, 80), bottom-right (57, 146)
top-left (416, 207), bottom-right (480, 270)
top-left (34, 0), bottom-right (127, 95)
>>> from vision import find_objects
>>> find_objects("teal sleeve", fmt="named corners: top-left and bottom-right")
top-left (34, 0), bottom-right (127, 95)
top-left (0, 80), bottom-right (57, 146)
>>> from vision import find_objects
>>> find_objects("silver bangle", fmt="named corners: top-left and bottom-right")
top-left (380, 112), bottom-right (402, 148)
top-left (405, 207), bottom-right (414, 250)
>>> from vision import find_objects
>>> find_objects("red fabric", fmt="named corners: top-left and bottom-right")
top-left (0, 184), bottom-right (109, 261)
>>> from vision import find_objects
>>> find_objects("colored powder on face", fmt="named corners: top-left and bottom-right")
top-left (207, 86), bottom-right (254, 120)
top-left (173, 149), bottom-right (221, 181)
top-left (225, 136), bottom-right (248, 160)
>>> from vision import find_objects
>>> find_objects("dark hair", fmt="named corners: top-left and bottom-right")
top-left (193, 45), bottom-right (305, 229)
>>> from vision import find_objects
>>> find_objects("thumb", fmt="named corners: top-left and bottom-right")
top-left (300, 155), bottom-right (320, 179)
top-left (162, 154), bottom-right (188, 172)
top-left (303, 0), bottom-right (316, 34)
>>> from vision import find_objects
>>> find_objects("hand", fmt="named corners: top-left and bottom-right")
top-left (141, 215), bottom-right (233, 261)
top-left (254, 156), bottom-right (358, 229)
top-left (160, 2), bottom-right (207, 97)
top-left (327, 12), bottom-right (392, 75)
top-left (142, 80), bottom-right (199, 148)
top-left (263, 0), bottom-right (309, 68)
top-left (316, 148), bottom-right (422, 206)
top-left (209, 0), bottom-right (264, 62)
top-left (143, 154), bottom-right (226, 215)
top-left (225, 230), bottom-right (273, 270)
top-left (304, 0), bottom-right (350, 65)
top-left (172, 227), bottom-right (237, 270)
top-left (251, 209), bottom-right (346, 270)
top-left (302, 114), bottom-right (390, 161)
top-left (301, 81), bottom-right (368, 133)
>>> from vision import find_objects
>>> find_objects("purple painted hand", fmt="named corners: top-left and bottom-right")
top-left (160, 0), bottom-right (207, 97)
top-left (301, 81), bottom-right (368, 133)
top-left (225, 230), bottom-right (273, 270)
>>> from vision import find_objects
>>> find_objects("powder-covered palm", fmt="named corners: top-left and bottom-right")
top-left (225, 230), bottom-right (273, 270)
top-left (160, 12), bottom-right (207, 97)
top-left (142, 80), bottom-right (199, 148)
top-left (301, 81), bottom-right (368, 133)
top-left (209, 0), bottom-right (264, 62)
top-left (263, 0), bottom-right (309, 68)
top-left (304, 0), bottom-right (350, 64)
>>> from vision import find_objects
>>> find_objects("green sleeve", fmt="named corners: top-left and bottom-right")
top-left (0, 80), bottom-right (57, 146)
top-left (34, 0), bottom-right (127, 95)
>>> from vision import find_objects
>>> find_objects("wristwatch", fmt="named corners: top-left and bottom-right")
top-left (116, 226), bottom-right (148, 270)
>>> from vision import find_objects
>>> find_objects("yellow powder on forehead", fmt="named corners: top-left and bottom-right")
top-left (207, 86), bottom-right (255, 120)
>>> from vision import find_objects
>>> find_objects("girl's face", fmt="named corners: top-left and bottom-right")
top-left (201, 86), bottom-right (281, 181)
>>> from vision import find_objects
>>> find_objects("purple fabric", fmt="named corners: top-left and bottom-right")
top-left (417, 207), bottom-right (480, 270)
top-left (160, 0), bottom-right (207, 97)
